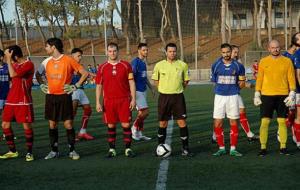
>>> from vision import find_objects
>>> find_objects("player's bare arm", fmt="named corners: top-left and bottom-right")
top-left (129, 79), bottom-right (136, 111)
top-left (77, 68), bottom-right (89, 86)
top-left (95, 84), bottom-right (103, 112)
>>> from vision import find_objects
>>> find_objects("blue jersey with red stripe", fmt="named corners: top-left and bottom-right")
top-left (211, 59), bottom-right (245, 96)
top-left (0, 63), bottom-right (9, 100)
top-left (283, 51), bottom-right (300, 92)
top-left (131, 57), bottom-right (148, 92)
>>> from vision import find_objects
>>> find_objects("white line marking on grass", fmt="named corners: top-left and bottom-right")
top-left (155, 119), bottom-right (174, 190)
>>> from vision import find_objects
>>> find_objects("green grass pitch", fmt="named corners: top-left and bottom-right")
top-left (0, 85), bottom-right (300, 190)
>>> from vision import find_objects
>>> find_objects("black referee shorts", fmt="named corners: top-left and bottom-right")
top-left (158, 93), bottom-right (187, 121)
top-left (45, 94), bottom-right (73, 121)
top-left (260, 95), bottom-right (288, 118)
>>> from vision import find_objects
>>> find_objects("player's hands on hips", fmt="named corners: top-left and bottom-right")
top-left (129, 99), bottom-right (136, 111)
top-left (96, 102), bottom-right (103, 112)
top-left (40, 84), bottom-right (48, 94)
top-left (254, 91), bottom-right (262, 106)
top-left (63, 83), bottom-right (80, 94)
top-left (284, 91), bottom-right (296, 107)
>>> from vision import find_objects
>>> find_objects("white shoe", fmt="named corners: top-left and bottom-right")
top-left (131, 126), bottom-right (141, 140)
top-left (139, 131), bottom-right (151, 141)
top-left (44, 151), bottom-right (59, 160)
top-left (69, 150), bottom-right (80, 160)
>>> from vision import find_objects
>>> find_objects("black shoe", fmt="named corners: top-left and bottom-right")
top-left (248, 135), bottom-right (259, 143)
top-left (280, 148), bottom-right (291, 155)
top-left (182, 149), bottom-right (194, 157)
top-left (258, 149), bottom-right (267, 157)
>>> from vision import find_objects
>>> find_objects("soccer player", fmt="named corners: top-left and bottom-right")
top-left (0, 45), bottom-right (35, 161)
top-left (211, 43), bottom-right (245, 157)
top-left (152, 43), bottom-right (193, 157)
top-left (0, 49), bottom-right (9, 116)
top-left (131, 43), bottom-right (155, 141)
top-left (95, 42), bottom-right (136, 158)
top-left (36, 38), bottom-right (88, 160)
top-left (254, 40), bottom-right (296, 156)
top-left (87, 64), bottom-right (97, 84)
top-left (211, 45), bottom-right (258, 143)
top-left (70, 48), bottom-right (94, 140)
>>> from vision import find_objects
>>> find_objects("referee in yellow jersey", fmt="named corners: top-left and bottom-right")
top-left (254, 40), bottom-right (296, 156)
top-left (152, 43), bottom-right (193, 157)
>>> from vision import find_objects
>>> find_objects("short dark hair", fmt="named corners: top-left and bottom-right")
top-left (231, 44), bottom-right (239, 49)
top-left (0, 49), bottom-right (4, 57)
top-left (71, 48), bottom-right (83, 54)
top-left (165, 43), bottom-right (177, 51)
top-left (7, 45), bottom-right (23, 62)
top-left (107, 42), bottom-right (119, 50)
top-left (291, 32), bottom-right (300, 47)
top-left (221, 43), bottom-right (232, 50)
top-left (46, 37), bottom-right (64, 53)
top-left (138, 43), bottom-right (147, 49)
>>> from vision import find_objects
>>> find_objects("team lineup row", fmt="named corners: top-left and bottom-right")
top-left (0, 33), bottom-right (300, 161)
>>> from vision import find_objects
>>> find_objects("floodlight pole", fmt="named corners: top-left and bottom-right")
top-left (103, 0), bottom-right (108, 55)
top-left (284, 0), bottom-right (287, 50)
top-left (195, 0), bottom-right (199, 80)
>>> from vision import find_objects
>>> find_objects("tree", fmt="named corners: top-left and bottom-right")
top-left (59, 0), bottom-right (75, 51)
top-left (116, 0), bottom-right (131, 55)
top-left (175, 0), bottom-right (184, 60)
top-left (257, 0), bottom-right (264, 48)
top-left (137, 0), bottom-right (145, 43)
top-left (159, 0), bottom-right (168, 47)
top-left (0, 0), bottom-right (9, 39)
top-left (267, 0), bottom-right (272, 41)
top-left (109, 0), bottom-right (119, 40)
top-left (221, 0), bottom-right (227, 43)
top-left (252, 0), bottom-right (258, 48)
top-left (225, 0), bottom-right (231, 44)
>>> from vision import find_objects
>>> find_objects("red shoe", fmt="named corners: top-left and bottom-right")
top-left (77, 133), bottom-right (95, 141)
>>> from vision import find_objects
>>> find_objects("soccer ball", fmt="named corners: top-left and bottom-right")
top-left (156, 144), bottom-right (171, 158)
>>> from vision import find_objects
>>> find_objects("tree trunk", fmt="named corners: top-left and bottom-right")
top-left (138, 0), bottom-right (145, 43)
top-left (0, 21), bottom-right (4, 49)
top-left (159, 0), bottom-right (168, 47)
top-left (59, 0), bottom-right (74, 51)
top-left (110, 1), bottom-right (118, 40)
top-left (257, 0), bottom-right (264, 48)
top-left (166, 6), bottom-right (176, 41)
top-left (289, 0), bottom-right (293, 40)
top-left (23, 25), bottom-right (31, 56)
top-left (267, 0), bottom-right (272, 41)
top-left (175, 0), bottom-right (184, 60)
top-left (15, 1), bottom-right (24, 40)
top-left (124, 0), bottom-right (131, 55)
top-left (225, 0), bottom-right (231, 44)
top-left (0, 4), bottom-right (9, 40)
top-left (297, 11), bottom-right (300, 32)
top-left (252, 0), bottom-right (258, 47)
top-left (221, 0), bottom-right (226, 43)
top-left (33, 11), bottom-right (46, 43)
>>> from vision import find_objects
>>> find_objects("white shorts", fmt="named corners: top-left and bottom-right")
top-left (213, 94), bottom-right (240, 119)
top-left (136, 91), bottom-right (148, 110)
top-left (72, 89), bottom-right (90, 105)
top-left (238, 95), bottom-right (245, 109)
top-left (296, 93), bottom-right (300, 106)
top-left (0, 100), bottom-right (5, 109)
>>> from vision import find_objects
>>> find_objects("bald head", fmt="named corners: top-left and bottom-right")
top-left (268, 40), bottom-right (281, 57)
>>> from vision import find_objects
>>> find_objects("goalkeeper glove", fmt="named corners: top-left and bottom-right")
top-left (253, 91), bottom-right (262, 106)
top-left (63, 83), bottom-right (80, 94)
top-left (284, 91), bottom-right (296, 107)
top-left (40, 84), bottom-right (48, 94)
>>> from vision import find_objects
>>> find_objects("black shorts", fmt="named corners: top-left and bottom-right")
top-left (158, 93), bottom-right (187, 121)
top-left (45, 94), bottom-right (73, 121)
top-left (260, 95), bottom-right (288, 118)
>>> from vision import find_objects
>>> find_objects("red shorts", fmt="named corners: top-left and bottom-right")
top-left (2, 104), bottom-right (34, 123)
top-left (103, 97), bottom-right (131, 124)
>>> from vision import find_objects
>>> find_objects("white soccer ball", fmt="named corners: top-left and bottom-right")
top-left (156, 144), bottom-right (171, 158)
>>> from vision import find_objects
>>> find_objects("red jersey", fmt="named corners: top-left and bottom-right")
top-left (95, 60), bottom-right (133, 99)
top-left (6, 60), bottom-right (34, 105)
top-left (252, 63), bottom-right (259, 79)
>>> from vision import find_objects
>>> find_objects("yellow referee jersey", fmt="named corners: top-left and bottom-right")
top-left (152, 59), bottom-right (189, 94)
top-left (255, 55), bottom-right (295, 95)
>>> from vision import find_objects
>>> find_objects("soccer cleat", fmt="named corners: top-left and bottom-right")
top-left (279, 148), bottom-right (291, 156)
top-left (25, 153), bottom-right (34, 162)
top-left (248, 134), bottom-right (259, 143)
top-left (229, 150), bottom-right (243, 157)
top-left (0, 151), bottom-right (19, 159)
top-left (69, 150), bottom-right (80, 160)
top-left (107, 148), bottom-right (117, 158)
top-left (181, 149), bottom-right (194, 157)
top-left (258, 149), bottom-right (267, 157)
top-left (125, 148), bottom-right (136, 158)
top-left (76, 133), bottom-right (95, 141)
top-left (44, 151), bottom-right (59, 160)
top-left (140, 135), bottom-right (152, 141)
top-left (131, 127), bottom-right (141, 141)
top-left (212, 149), bottom-right (226, 156)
